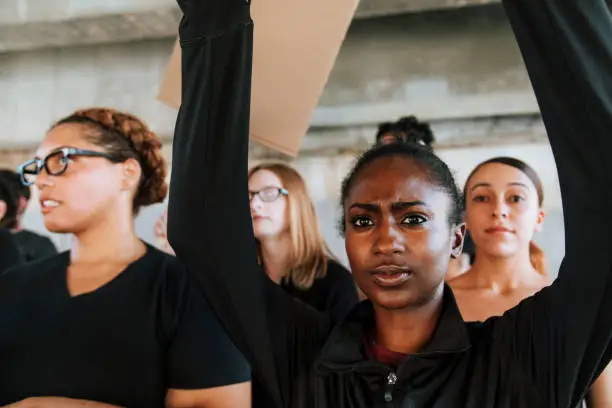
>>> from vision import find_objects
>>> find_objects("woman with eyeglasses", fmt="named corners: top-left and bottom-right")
top-left (167, 0), bottom-right (612, 407)
top-left (0, 108), bottom-right (251, 407)
top-left (248, 163), bottom-right (358, 407)
top-left (248, 163), bottom-right (358, 322)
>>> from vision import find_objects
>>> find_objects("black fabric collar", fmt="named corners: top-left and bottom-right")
top-left (317, 284), bottom-right (471, 368)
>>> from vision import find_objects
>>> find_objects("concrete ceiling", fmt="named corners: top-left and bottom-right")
top-left (0, 0), bottom-right (498, 53)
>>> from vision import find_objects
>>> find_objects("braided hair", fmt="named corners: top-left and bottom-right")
top-left (52, 108), bottom-right (167, 213)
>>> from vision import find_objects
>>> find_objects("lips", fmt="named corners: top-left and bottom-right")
top-left (485, 226), bottom-right (513, 233)
top-left (371, 265), bottom-right (412, 288)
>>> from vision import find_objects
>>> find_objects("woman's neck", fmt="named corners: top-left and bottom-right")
top-left (70, 210), bottom-right (144, 266)
top-left (466, 248), bottom-right (539, 293)
top-left (374, 284), bottom-right (445, 354)
top-left (259, 233), bottom-right (292, 284)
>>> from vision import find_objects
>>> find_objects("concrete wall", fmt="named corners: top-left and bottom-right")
top-left (0, 7), bottom-right (537, 148)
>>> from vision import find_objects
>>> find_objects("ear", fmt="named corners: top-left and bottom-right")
top-left (120, 158), bottom-right (143, 193)
top-left (450, 223), bottom-right (466, 259)
top-left (0, 200), bottom-right (7, 222)
top-left (534, 208), bottom-right (546, 233)
top-left (18, 196), bottom-right (28, 214)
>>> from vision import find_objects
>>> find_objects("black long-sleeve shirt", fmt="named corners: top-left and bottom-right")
top-left (0, 228), bottom-right (21, 274)
top-left (168, 0), bottom-right (612, 407)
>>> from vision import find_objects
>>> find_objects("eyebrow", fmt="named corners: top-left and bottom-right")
top-left (349, 201), bottom-right (427, 212)
top-left (35, 146), bottom-right (71, 159)
top-left (469, 182), bottom-right (530, 192)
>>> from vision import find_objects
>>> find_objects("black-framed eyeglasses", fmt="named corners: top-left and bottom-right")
top-left (17, 147), bottom-right (124, 186)
top-left (248, 186), bottom-right (289, 203)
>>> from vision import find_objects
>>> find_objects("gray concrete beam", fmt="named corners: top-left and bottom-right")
top-left (0, 8), bottom-right (540, 149)
top-left (0, 0), bottom-right (499, 53)
top-left (251, 114), bottom-right (547, 159)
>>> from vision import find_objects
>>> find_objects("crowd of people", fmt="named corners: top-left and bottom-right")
top-left (0, 0), bottom-right (611, 407)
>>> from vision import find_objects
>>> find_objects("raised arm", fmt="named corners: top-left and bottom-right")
top-left (497, 0), bottom-right (612, 405)
top-left (166, 1), bottom-right (330, 406)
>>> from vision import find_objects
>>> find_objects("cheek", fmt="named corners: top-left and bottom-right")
top-left (61, 170), bottom-right (121, 211)
top-left (465, 206), bottom-right (488, 229)
top-left (512, 208), bottom-right (541, 236)
top-left (345, 232), bottom-right (369, 273)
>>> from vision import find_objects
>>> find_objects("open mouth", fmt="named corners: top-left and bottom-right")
top-left (372, 266), bottom-right (412, 287)
top-left (40, 199), bottom-right (61, 213)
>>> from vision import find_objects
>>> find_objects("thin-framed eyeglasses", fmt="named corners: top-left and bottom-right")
top-left (248, 186), bottom-right (289, 203)
top-left (17, 147), bottom-right (125, 186)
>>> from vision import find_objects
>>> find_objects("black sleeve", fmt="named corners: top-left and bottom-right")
top-left (0, 228), bottom-right (22, 274)
top-left (34, 236), bottom-right (58, 259)
top-left (166, 273), bottom-right (251, 389)
top-left (325, 261), bottom-right (359, 323)
top-left (494, 1), bottom-right (612, 406)
top-left (166, 1), bottom-right (331, 406)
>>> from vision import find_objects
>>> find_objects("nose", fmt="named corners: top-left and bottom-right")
top-left (34, 169), bottom-right (54, 190)
top-left (249, 193), bottom-right (263, 213)
top-left (492, 196), bottom-right (509, 218)
top-left (373, 218), bottom-right (406, 255)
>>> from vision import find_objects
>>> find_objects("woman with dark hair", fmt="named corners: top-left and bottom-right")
top-left (0, 108), bottom-right (251, 407)
top-left (168, 0), bottom-right (612, 407)
top-left (0, 179), bottom-right (23, 274)
top-left (0, 169), bottom-right (58, 262)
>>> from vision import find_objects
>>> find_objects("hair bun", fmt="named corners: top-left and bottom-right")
top-left (375, 115), bottom-right (435, 148)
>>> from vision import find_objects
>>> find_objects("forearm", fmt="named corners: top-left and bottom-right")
top-left (3, 397), bottom-right (121, 408)
top-left (587, 364), bottom-right (612, 408)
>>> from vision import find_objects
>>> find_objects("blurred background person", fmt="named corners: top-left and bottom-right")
top-left (0, 179), bottom-right (23, 273)
top-left (248, 162), bottom-right (359, 408)
top-left (248, 162), bottom-right (359, 322)
top-left (0, 169), bottom-right (57, 262)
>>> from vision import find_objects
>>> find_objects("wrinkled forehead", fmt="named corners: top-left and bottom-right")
top-left (35, 123), bottom-right (97, 158)
top-left (347, 156), bottom-right (450, 209)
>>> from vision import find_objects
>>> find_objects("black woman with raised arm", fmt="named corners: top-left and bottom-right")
top-left (168, 0), bottom-right (612, 406)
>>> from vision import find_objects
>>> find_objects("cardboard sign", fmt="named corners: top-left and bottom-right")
top-left (157, 0), bottom-right (359, 157)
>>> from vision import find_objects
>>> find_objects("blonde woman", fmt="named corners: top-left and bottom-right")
top-left (248, 163), bottom-right (359, 322)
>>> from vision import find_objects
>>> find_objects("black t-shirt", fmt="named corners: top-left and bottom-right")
top-left (0, 245), bottom-right (250, 407)
top-left (280, 259), bottom-right (358, 323)
top-left (12, 229), bottom-right (58, 263)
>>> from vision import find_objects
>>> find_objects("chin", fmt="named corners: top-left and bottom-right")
top-left (365, 281), bottom-right (446, 311)
top-left (485, 245), bottom-right (519, 258)
top-left (363, 286), bottom-right (421, 310)
top-left (43, 217), bottom-right (76, 234)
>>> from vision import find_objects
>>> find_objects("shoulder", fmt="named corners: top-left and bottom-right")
top-left (323, 259), bottom-right (353, 282)
top-left (0, 252), bottom-right (68, 295)
top-left (141, 245), bottom-right (192, 289)
top-left (143, 245), bottom-right (213, 309)
top-left (0, 228), bottom-right (17, 251)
